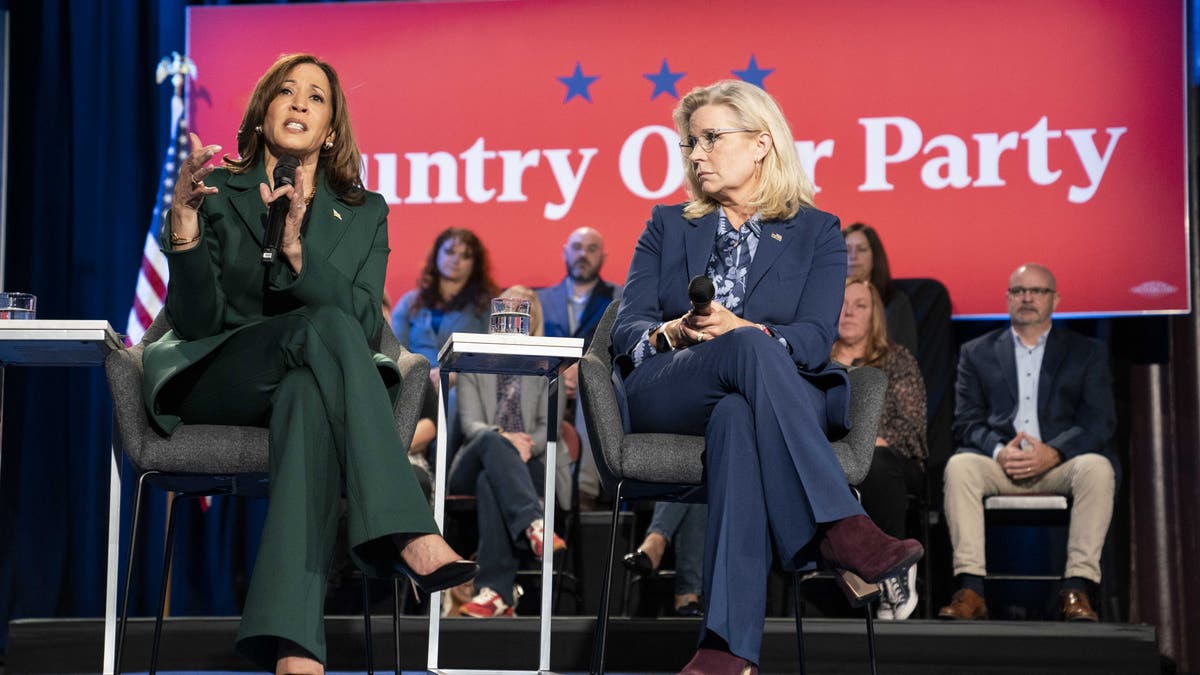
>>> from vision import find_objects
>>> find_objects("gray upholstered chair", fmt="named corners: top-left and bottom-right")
top-left (579, 303), bottom-right (889, 675)
top-left (105, 311), bottom-right (430, 675)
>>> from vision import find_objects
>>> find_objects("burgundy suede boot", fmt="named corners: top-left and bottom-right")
top-left (818, 515), bottom-right (924, 584)
top-left (678, 647), bottom-right (757, 675)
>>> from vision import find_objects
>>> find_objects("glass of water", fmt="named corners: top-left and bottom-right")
top-left (0, 292), bottom-right (36, 320)
top-left (489, 297), bottom-right (531, 335)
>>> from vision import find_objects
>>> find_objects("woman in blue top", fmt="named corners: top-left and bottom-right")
top-left (391, 227), bottom-right (496, 364)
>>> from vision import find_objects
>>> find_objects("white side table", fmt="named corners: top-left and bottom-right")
top-left (428, 332), bottom-right (583, 675)
top-left (0, 320), bottom-right (124, 674)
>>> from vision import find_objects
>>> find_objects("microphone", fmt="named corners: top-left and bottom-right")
top-left (688, 275), bottom-right (715, 315)
top-left (261, 154), bottom-right (300, 266)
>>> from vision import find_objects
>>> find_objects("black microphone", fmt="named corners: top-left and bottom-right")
top-left (261, 154), bottom-right (300, 266)
top-left (688, 275), bottom-right (715, 315)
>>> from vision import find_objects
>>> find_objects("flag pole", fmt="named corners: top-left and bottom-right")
top-left (153, 50), bottom-right (195, 621)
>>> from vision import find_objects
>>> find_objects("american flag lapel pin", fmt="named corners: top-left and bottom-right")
top-left (771, 231), bottom-right (783, 241)
top-left (332, 209), bottom-right (343, 221)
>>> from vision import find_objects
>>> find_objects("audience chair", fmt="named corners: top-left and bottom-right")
top-left (578, 304), bottom-right (890, 675)
top-left (105, 311), bottom-right (429, 675)
top-left (984, 494), bottom-right (1071, 619)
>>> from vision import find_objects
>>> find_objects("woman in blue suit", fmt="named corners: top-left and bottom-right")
top-left (612, 80), bottom-right (923, 675)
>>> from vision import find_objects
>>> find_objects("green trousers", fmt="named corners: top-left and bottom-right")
top-left (165, 305), bottom-right (437, 670)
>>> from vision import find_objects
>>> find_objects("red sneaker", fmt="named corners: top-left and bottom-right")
top-left (459, 588), bottom-right (514, 618)
top-left (526, 519), bottom-right (566, 560)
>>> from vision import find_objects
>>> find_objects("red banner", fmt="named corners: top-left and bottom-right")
top-left (187, 0), bottom-right (1187, 317)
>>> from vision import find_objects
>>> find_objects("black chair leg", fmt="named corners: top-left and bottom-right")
top-left (363, 578), bottom-right (375, 675)
top-left (921, 500), bottom-right (933, 619)
top-left (149, 491), bottom-right (183, 675)
top-left (393, 577), bottom-right (403, 675)
top-left (116, 470), bottom-right (156, 675)
top-left (792, 573), bottom-right (806, 675)
top-left (589, 480), bottom-right (624, 675)
top-left (864, 602), bottom-right (878, 675)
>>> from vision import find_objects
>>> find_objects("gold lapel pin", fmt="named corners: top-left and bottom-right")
top-left (332, 209), bottom-right (343, 221)
top-left (771, 232), bottom-right (783, 241)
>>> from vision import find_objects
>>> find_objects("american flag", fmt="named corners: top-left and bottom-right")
top-left (125, 91), bottom-right (188, 346)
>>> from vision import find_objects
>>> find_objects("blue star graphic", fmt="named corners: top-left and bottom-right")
top-left (732, 54), bottom-right (774, 89)
top-left (643, 59), bottom-right (686, 100)
top-left (557, 62), bottom-right (599, 103)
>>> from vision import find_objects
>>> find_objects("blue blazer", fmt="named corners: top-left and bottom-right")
top-left (953, 325), bottom-right (1118, 474)
top-left (612, 203), bottom-right (851, 433)
top-left (537, 277), bottom-right (623, 346)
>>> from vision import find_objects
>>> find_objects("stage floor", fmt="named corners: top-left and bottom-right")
top-left (4, 615), bottom-right (1159, 674)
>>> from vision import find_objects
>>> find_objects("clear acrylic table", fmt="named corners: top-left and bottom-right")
top-left (428, 332), bottom-right (583, 675)
top-left (0, 320), bottom-right (124, 674)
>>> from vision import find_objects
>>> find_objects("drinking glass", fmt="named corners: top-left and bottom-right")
top-left (489, 297), bottom-right (531, 335)
top-left (0, 292), bottom-right (36, 320)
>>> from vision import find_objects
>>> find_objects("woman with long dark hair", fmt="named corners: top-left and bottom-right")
top-left (145, 54), bottom-right (476, 674)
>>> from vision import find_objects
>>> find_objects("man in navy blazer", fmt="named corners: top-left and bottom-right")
top-left (939, 263), bottom-right (1116, 623)
top-left (537, 226), bottom-right (623, 507)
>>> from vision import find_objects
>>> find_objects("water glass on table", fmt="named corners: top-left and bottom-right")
top-left (489, 297), bottom-right (531, 335)
top-left (0, 292), bottom-right (36, 320)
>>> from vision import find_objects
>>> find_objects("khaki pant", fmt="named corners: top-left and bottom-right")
top-left (943, 452), bottom-right (1115, 583)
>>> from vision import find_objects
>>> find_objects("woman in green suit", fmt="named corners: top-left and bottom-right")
top-left (143, 54), bottom-right (477, 675)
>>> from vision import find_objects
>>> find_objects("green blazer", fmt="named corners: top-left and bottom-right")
top-left (142, 162), bottom-right (397, 434)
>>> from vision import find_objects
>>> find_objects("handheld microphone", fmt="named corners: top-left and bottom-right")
top-left (688, 275), bottom-right (716, 315)
top-left (261, 154), bottom-right (300, 266)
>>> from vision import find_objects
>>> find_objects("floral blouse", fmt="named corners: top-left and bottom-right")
top-left (847, 342), bottom-right (928, 465)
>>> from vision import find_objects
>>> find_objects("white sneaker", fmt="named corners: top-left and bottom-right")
top-left (882, 564), bottom-right (919, 620)
top-left (875, 591), bottom-right (895, 620)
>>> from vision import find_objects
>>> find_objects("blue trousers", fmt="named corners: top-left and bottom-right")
top-left (647, 503), bottom-right (707, 597)
top-left (624, 328), bottom-right (864, 663)
top-left (448, 431), bottom-right (545, 605)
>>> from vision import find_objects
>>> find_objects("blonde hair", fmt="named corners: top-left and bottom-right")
top-left (673, 80), bottom-right (814, 221)
top-left (836, 278), bottom-right (890, 366)
top-left (500, 285), bottom-right (544, 337)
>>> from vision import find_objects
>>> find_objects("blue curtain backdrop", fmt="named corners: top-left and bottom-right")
top-left (0, 0), bottom-right (331, 653)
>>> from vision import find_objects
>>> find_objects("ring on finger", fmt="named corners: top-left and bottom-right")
top-left (698, 331), bottom-right (707, 341)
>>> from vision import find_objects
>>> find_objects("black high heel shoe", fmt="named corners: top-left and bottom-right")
top-left (622, 550), bottom-right (657, 576)
top-left (396, 559), bottom-right (479, 594)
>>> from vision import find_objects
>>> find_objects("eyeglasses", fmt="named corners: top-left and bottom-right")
top-left (1007, 287), bottom-right (1055, 297)
top-left (679, 128), bottom-right (755, 153)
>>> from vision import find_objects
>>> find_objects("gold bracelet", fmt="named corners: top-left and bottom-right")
top-left (170, 230), bottom-right (201, 245)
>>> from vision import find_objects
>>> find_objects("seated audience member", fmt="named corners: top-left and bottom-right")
top-left (450, 286), bottom-right (572, 618)
top-left (843, 222), bottom-right (918, 355)
top-left (939, 263), bottom-right (1116, 622)
top-left (391, 227), bottom-right (497, 365)
top-left (392, 227), bottom-right (498, 463)
top-left (831, 278), bottom-right (927, 620)
top-left (537, 226), bottom-right (623, 510)
top-left (622, 503), bottom-right (708, 616)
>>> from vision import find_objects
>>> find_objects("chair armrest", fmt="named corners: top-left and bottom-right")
top-left (390, 348), bottom-right (431, 449)
top-left (104, 344), bottom-right (151, 463)
top-left (836, 365), bottom-right (889, 485)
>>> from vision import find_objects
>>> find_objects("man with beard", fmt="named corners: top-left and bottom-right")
top-left (938, 263), bottom-right (1116, 623)
top-left (537, 227), bottom-right (622, 509)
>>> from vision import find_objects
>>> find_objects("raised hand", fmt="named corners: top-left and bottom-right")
top-left (169, 132), bottom-right (221, 249)
top-left (175, 132), bottom-right (221, 210)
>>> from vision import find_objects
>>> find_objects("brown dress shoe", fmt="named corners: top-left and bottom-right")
top-left (1060, 589), bottom-right (1099, 621)
top-left (937, 588), bottom-right (989, 620)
